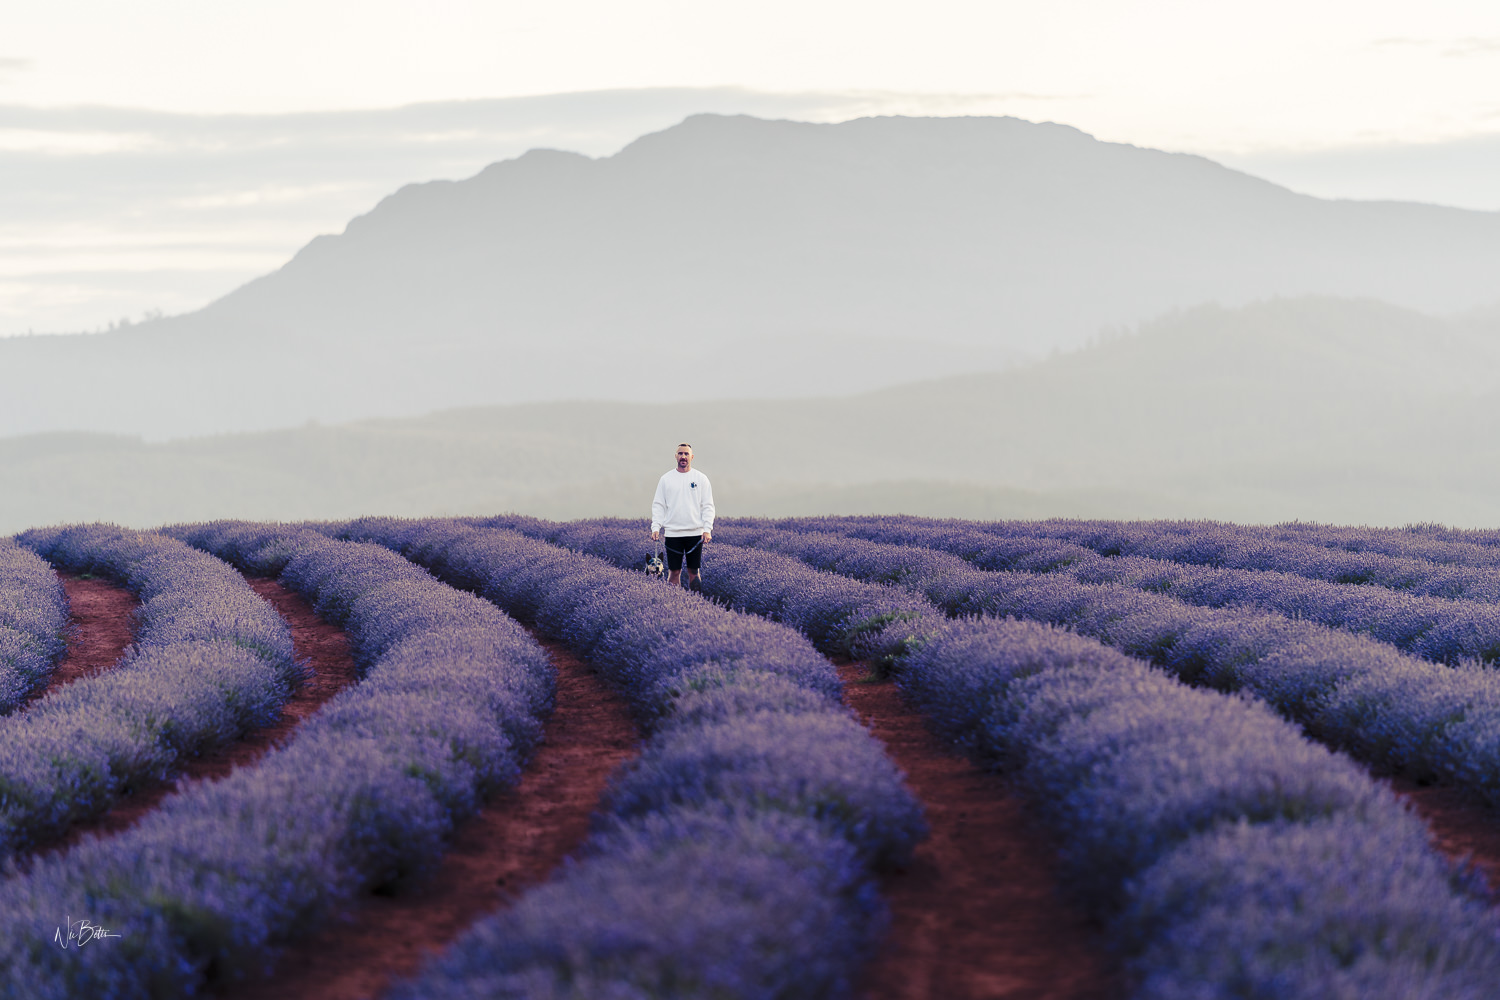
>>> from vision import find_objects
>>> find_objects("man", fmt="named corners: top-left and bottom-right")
top-left (650, 442), bottom-right (715, 591)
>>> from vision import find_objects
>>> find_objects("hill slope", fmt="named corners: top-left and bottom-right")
top-left (4, 114), bottom-right (1500, 439)
top-left (5, 297), bottom-right (1498, 532)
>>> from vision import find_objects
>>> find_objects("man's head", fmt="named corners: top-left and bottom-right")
top-left (675, 443), bottom-right (693, 472)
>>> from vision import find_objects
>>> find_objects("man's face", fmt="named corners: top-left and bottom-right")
top-left (676, 446), bottom-right (693, 471)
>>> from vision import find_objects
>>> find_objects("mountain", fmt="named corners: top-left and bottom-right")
top-left (5, 297), bottom-right (1498, 533)
top-left (4, 113), bottom-right (1500, 440)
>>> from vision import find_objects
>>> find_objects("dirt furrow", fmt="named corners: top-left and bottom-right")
top-left (36, 577), bottom-right (361, 855)
top-left (836, 663), bottom-right (1122, 1000)
top-left (1387, 779), bottom-right (1500, 897)
top-left (215, 636), bottom-right (640, 1000)
top-left (29, 573), bottom-right (138, 703)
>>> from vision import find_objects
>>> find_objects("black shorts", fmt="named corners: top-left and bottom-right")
top-left (664, 534), bottom-right (703, 571)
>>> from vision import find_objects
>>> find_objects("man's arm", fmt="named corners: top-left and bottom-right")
top-left (650, 476), bottom-right (667, 539)
top-left (699, 475), bottom-right (715, 541)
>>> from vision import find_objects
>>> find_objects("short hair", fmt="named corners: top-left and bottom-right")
top-left (677, 442), bottom-right (693, 451)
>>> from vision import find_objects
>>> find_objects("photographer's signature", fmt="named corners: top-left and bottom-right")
top-left (54, 916), bottom-right (121, 949)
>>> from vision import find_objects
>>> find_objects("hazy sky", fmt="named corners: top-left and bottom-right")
top-left (6, 0), bottom-right (1499, 149)
top-left (3, 0), bottom-right (1499, 336)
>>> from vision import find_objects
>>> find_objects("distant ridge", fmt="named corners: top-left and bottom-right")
top-left (5, 297), bottom-right (1499, 531)
top-left (4, 113), bottom-right (1500, 439)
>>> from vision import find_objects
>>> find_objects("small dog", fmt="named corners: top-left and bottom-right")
top-left (645, 553), bottom-right (665, 580)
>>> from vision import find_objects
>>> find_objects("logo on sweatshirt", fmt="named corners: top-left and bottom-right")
top-left (690, 482), bottom-right (697, 489)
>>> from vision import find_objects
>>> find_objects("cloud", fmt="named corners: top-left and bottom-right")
top-left (1443, 37), bottom-right (1500, 57)
top-left (0, 86), bottom-right (1083, 163)
top-left (1367, 36), bottom-right (1500, 58)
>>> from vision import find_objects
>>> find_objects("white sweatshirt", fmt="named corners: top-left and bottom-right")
top-left (651, 468), bottom-right (715, 537)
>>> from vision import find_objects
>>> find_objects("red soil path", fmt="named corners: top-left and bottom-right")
top-left (1389, 779), bottom-right (1500, 897)
top-left (837, 663), bottom-right (1122, 1000)
top-left (31, 573), bottom-right (138, 701)
top-left (36, 577), bottom-right (361, 856)
top-left (216, 637), bottom-right (639, 1000)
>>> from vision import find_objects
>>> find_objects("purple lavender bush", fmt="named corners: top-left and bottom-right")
top-left (335, 518), bottom-right (924, 999)
top-left (718, 524), bottom-right (1500, 808)
top-left (476, 516), bottom-right (943, 666)
top-left (1121, 815), bottom-right (1500, 999)
top-left (395, 809), bottom-right (880, 1000)
top-left (532, 517), bottom-right (1500, 996)
top-left (0, 538), bottom-right (70, 713)
top-left (974, 517), bottom-right (1500, 601)
top-left (17, 524), bottom-right (295, 670)
top-left (161, 519), bottom-right (330, 577)
top-left (1275, 521), bottom-right (1500, 565)
top-left (895, 618), bottom-right (1500, 996)
top-left (750, 516), bottom-right (1500, 664)
top-left (0, 525), bottom-right (553, 997)
top-left (0, 642), bottom-right (288, 860)
top-left (0, 526), bottom-right (300, 860)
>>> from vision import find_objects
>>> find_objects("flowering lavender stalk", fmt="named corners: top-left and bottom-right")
top-left (0, 526), bottom-right (553, 998)
top-left (334, 518), bottom-right (924, 999)
top-left (515, 517), bottom-right (1500, 996)
top-left (0, 538), bottom-right (70, 713)
top-left (0, 526), bottom-right (300, 860)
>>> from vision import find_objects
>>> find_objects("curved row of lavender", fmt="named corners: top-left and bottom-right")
top-left (1272, 522), bottom-right (1500, 566)
top-left (972, 517), bottom-right (1500, 601)
top-left (472, 515), bottom-right (940, 668)
top-left (331, 517), bottom-right (925, 1000)
top-left (979, 518), bottom-right (1500, 570)
top-left (905, 621), bottom-right (1500, 998)
top-left (0, 539), bottom-right (70, 712)
top-left (0, 523), bottom-right (553, 998)
top-left (477, 515), bottom-right (942, 665)
top-left (486, 517), bottom-right (1500, 996)
top-left (748, 516), bottom-right (1500, 664)
top-left (715, 522), bottom-right (1500, 806)
top-left (0, 525), bottom-right (298, 862)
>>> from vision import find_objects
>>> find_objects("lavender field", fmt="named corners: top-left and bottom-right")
top-left (4, 514), bottom-right (1500, 999)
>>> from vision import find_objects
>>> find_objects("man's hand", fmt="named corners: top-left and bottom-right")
top-left (702, 532), bottom-right (712, 544)
top-left (651, 530), bottom-right (660, 541)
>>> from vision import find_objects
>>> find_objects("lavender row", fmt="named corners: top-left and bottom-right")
top-left (485, 515), bottom-right (943, 664)
top-left (715, 524), bottom-right (1500, 807)
top-left (493, 517), bottom-right (1500, 996)
top-left (17, 524), bottom-right (297, 669)
top-left (904, 620), bottom-right (1500, 997)
top-left (982, 517), bottom-right (1500, 601)
top-left (332, 517), bottom-right (925, 999)
top-left (0, 526), bottom-right (300, 861)
top-left (1080, 555), bottom-right (1500, 663)
top-left (760, 514), bottom-right (1500, 602)
top-left (963, 517), bottom-right (1500, 572)
top-left (964, 518), bottom-right (1500, 600)
top-left (1272, 522), bottom-right (1500, 567)
top-left (740, 516), bottom-right (1500, 664)
top-left (0, 539), bottom-right (70, 713)
top-left (1356, 523), bottom-right (1500, 551)
top-left (871, 515), bottom-right (1500, 572)
top-left (0, 523), bottom-right (553, 998)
